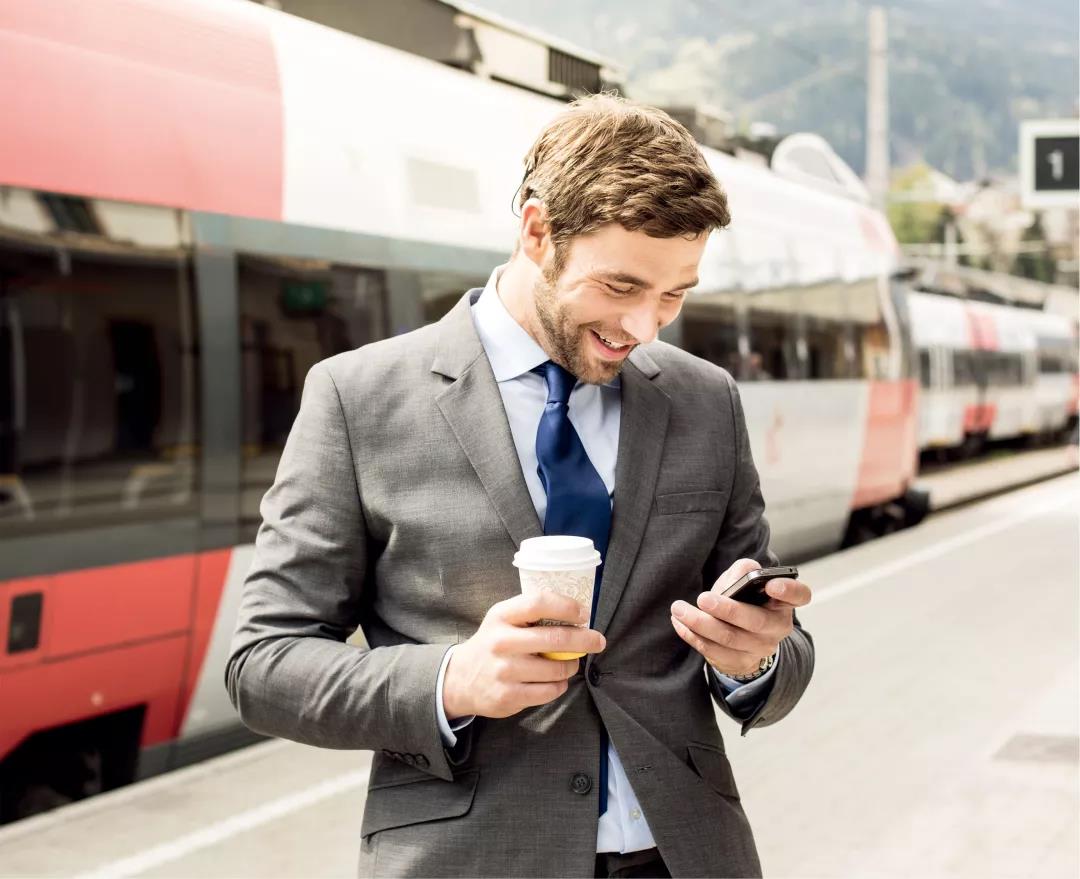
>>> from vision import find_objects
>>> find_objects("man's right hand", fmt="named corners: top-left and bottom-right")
top-left (442, 591), bottom-right (606, 721)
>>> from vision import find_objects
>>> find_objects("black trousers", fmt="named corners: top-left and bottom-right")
top-left (594, 847), bottom-right (671, 878)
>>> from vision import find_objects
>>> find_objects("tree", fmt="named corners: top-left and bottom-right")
top-left (887, 163), bottom-right (946, 244)
top-left (1012, 215), bottom-right (1056, 283)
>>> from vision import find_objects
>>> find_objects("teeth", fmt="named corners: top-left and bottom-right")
top-left (596, 332), bottom-right (628, 349)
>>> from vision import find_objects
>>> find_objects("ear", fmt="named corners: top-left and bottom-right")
top-left (518, 197), bottom-right (552, 268)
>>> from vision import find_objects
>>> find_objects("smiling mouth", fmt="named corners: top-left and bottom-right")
top-left (590, 329), bottom-right (634, 353)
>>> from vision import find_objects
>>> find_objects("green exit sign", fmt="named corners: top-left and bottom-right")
top-left (282, 281), bottom-right (328, 314)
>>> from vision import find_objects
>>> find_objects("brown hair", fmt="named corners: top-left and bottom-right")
top-left (515, 92), bottom-right (730, 274)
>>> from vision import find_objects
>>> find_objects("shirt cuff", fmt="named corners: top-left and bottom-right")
top-left (710, 652), bottom-right (780, 716)
top-left (436, 644), bottom-right (476, 747)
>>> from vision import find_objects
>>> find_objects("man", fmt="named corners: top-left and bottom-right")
top-left (226, 93), bottom-right (815, 878)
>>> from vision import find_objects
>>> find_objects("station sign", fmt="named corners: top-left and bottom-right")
top-left (1020, 119), bottom-right (1079, 209)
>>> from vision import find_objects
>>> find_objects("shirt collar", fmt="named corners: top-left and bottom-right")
top-left (471, 265), bottom-right (550, 382)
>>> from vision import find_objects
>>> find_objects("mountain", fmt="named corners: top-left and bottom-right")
top-left (470, 0), bottom-right (1079, 180)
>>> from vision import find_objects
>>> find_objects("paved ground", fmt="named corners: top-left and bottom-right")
top-left (915, 442), bottom-right (1077, 511)
top-left (724, 471), bottom-right (1079, 879)
top-left (0, 473), bottom-right (1076, 878)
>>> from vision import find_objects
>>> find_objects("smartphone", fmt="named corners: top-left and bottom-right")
top-left (721, 565), bottom-right (799, 606)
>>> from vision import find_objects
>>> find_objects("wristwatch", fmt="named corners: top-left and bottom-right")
top-left (730, 652), bottom-right (776, 682)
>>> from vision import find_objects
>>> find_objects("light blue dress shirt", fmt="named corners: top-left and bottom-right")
top-left (434, 265), bottom-right (779, 853)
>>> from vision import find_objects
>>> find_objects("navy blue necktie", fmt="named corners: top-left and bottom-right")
top-left (533, 361), bottom-right (611, 815)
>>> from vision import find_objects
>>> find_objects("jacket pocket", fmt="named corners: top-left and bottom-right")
top-left (655, 490), bottom-right (728, 516)
top-left (361, 768), bottom-right (480, 840)
top-left (686, 741), bottom-right (740, 800)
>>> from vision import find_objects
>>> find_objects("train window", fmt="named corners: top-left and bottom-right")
top-left (978, 352), bottom-right (1025, 387)
top-left (1007, 353), bottom-right (1024, 386)
top-left (0, 196), bottom-right (198, 534)
top-left (237, 257), bottom-right (484, 531)
top-left (848, 278), bottom-right (890, 380)
top-left (918, 350), bottom-right (932, 388)
top-left (1038, 349), bottom-right (1072, 374)
top-left (238, 255), bottom-right (388, 527)
top-left (681, 290), bottom-right (744, 378)
top-left (801, 282), bottom-right (850, 380)
top-left (746, 288), bottom-right (799, 380)
top-left (952, 351), bottom-right (975, 386)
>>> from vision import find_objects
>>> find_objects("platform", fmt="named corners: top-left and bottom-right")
top-left (0, 473), bottom-right (1076, 878)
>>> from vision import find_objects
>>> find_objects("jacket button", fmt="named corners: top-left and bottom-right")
top-left (587, 665), bottom-right (601, 686)
top-left (570, 772), bottom-right (592, 795)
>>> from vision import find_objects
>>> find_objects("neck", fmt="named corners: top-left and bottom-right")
top-left (495, 255), bottom-right (545, 347)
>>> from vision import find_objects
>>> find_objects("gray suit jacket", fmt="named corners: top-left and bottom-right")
top-left (226, 289), bottom-right (815, 878)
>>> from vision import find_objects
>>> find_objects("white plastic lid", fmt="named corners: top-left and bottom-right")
top-left (513, 535), bottom-right (601, 571)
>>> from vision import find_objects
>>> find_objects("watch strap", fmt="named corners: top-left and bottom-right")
top-left (730, 652), bottom-right (776, 682)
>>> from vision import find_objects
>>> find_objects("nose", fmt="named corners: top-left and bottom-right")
top-left (620, 301), bottom-right (661, 345)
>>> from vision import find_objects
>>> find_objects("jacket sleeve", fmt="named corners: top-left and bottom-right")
top-left (224, 361), bottom-right (466, 781)
top-left (704, 372), bottom-right (815, 736)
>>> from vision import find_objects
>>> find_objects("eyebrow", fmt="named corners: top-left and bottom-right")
top-left (596, 271), bottom-right (700, 291)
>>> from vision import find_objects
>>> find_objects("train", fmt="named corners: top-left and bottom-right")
top-left (0, 0), bottom-right (1076, 823)
top-left (908, 289), bottom-right (1077, 457)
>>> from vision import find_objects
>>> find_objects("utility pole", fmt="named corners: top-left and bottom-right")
top-left (865, 6), bottom-right (889, 210)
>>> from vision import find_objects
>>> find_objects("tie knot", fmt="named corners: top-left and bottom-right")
top-left (535, 361), bottom-right (577, 405)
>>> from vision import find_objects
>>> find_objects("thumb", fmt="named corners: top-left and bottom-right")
top-left (711, 558), bottom-right (762, 594)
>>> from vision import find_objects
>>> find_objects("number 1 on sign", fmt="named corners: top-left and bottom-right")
top-left (1047, 149), bottom-right (1064, 181)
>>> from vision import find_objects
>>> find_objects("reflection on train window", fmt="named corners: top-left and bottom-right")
top-left (420, 271), bottom-right (485, 325)
top-left (848, 279), bottom-right (890, 380)
top-left (746, 288), bottom-right (799, 380)
top-left (976, 351), bottom-right (1025, 387)
top-left (238, 257), bottom-right (484, 531)
top-left (918, 350), bottom-right (932, 388)
top-left (802, 282), bottom-right (850, 380)
top-left (952, 350), bottom-right (976, 386)
top-left (0, 217), bottom-right (197, 533)
top-left (681, 291), bottom-right (743, 378)
top-left (238, 255), bottom-right (387, 527)
top-left (1038, 350), bottom-right (1072, 374)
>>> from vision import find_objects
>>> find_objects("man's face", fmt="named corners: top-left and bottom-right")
top-left (530, 224), bottom-right (707, 385)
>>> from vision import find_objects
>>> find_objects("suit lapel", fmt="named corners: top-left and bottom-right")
top-left (594, 349), bottom-right (670, 636)
top-left (432, 292), bottom-right (671, 624)
top-left (433, 291), bottom-right (543, 549)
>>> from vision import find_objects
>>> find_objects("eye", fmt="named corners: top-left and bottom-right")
top-left (605, 283), bottom-right (634, 296)
top-left (663, 290), bottom-right (689, 301)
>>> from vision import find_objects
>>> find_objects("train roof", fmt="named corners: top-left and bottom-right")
top-left (0, 0), bottom-right (897, 285)
top-left (908, 289), bottom-right (1074, 351)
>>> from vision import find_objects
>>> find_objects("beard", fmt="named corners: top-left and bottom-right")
top-left (532, 265), bottom-right (631, 386)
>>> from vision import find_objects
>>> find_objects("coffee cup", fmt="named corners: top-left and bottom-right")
top-left (513, 535), bottom-right (601, 660)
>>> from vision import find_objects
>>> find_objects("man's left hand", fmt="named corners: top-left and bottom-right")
top-left (670, 558), bottom-right (812, 677)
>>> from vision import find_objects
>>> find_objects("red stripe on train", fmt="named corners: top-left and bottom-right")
top-left (176, 549), bottom-right (234, 728)
top-left (0, 549), bottom-right (233, 762)
top-left (963, 403), bottom-right (997, 434)
top-left (0, 0), bottom-right (284, 219)
top-left (850, 379), bottom-right (919, 510)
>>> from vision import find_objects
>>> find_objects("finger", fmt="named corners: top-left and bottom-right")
top-left (496, 591), bottom-right (590, 627)
top-left (711, 558), bottom-right (762, 594)
top-left (498, 622), bottom-right (606, 657)
top-left (698, 593), bottom-right (792, 640)
top-left (513, 655), bottom-right (581, 683)
top-left (517, 680), bottom-right (571, 708)
top-left (670, 616), bottom-right (757, 669)
top-left (763, 577), bottom-right (812, 607)
top-left (671, 600), bottom-right (775, 655)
